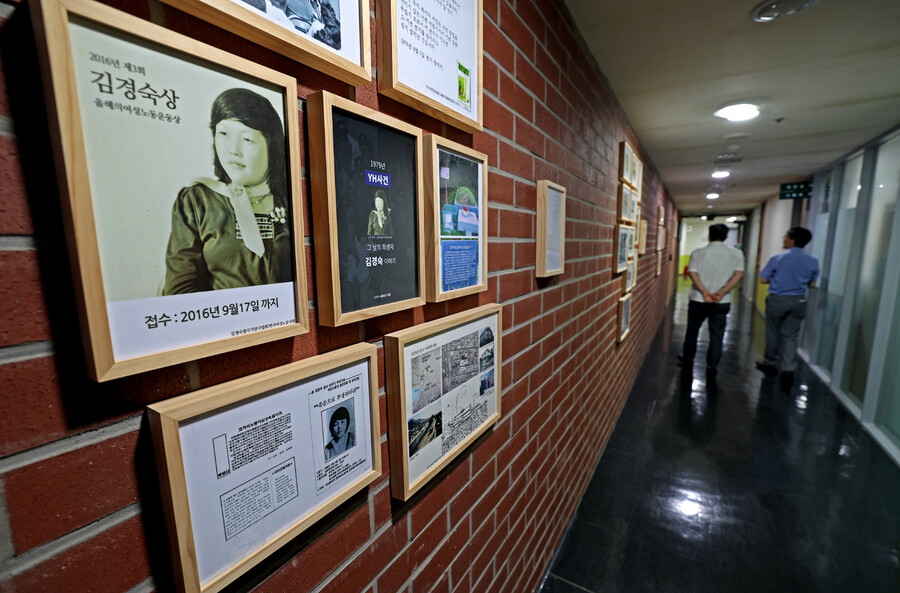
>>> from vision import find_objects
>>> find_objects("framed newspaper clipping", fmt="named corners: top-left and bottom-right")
top-left (158, 0), bottom-right (371, 86)
top-left (614, 224), bottom-right (632, 274)
top-left (423, 134), bottom-right (488, 301)
top-left (536, 180), bottom-right (566, 278)
top-left (617, 293), bottom-right (632, 343)
top-left (307, 90), bottom-right (426, 326)
top-left (377, 0), bottom-right (483, 132)
top-left (385, 303), bottom-right (502, 500)
top-left (29, 0), bottom-right (309, 381)
top-left (148, 342), bottom-right (381, 593)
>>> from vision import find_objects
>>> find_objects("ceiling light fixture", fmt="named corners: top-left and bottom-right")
top-left (727, 216), bottom-right (737, 222)
top-left (711, 170), bottom-right (730, 179)
top-left (706, 192), bottom-right (720, 200)
top-left (701, 215), bottom-right (708, 221)
top-left (714, 103), bottom-right (760, 122)
top-left (750, 0), bottom-right (820, 22)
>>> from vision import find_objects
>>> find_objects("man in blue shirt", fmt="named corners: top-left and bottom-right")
top-left (756, 227), bottom-right (820, 386)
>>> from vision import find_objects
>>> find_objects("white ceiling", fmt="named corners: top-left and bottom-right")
top-left (563, 0), bottom-right (900, 215)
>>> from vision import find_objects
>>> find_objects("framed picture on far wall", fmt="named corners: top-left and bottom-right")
top-left (385, 304), bottom-right (502, 500)
top-left (423, 134), bottom-right (488, 301)
top-left (656, 251), bottom-right (663, 276)
top-left (377, 0), bottom-right (483, 132)
top-left (148, 343), bottom-right (381, 593)
top-left (536, 180), bottom-right (567, 277)
top-left (617, 293), bottom-right (632, 343)
top-left (657, 226), bottom-right (667, 252)
top-left (638, 219), bottom-right (648, 255)
top-left (615, 224), bottom-right (632, 274)
top-left (29, 0), bottom-right (310, 381)
top-left (623, 258), bottom-right (635, 295)
top-left (306, 90), bottom-right (426, 326)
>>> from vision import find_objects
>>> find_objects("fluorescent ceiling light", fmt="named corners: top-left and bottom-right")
top-left (711, 170), bottom-right (730, 179)
top-left (706, 192), bottom-right (720, 200)
top-left (701, 216), bottom-right (708, 220)
top-left (714, 103), bottom-right (759, 122)
top-left (727, 216), bottom-right (737, 222)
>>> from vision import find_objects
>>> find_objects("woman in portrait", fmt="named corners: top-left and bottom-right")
top-left (162, 88), bottom-right (292, 295)
top-left (366, 189), bottom-right (393, 236)
top-left (325, 406), bottom-right (355, 460)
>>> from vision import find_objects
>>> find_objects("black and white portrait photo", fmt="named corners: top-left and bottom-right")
top-left (234, 0), bottom-right (342, 50)
top-left (323, 402), bottom-right (357, 460)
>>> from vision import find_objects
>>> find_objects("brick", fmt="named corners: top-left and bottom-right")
top-left (0, 250), bottom-right (51, 346)
top-left (257, 503), bottom-right (371, 592)
top-left (6, 431), bottom-right (140, 553)
top-left (319, 516), bottom-right (407, 593)
top-left (489, 241), bottom-right (513, 272)
top-left (0, 136), bottom-right (33, 234)
top-left (497, 209), bottom-right (533, 238)
top-left (11, 515), bottom-right (150, 593)
top-left (515, 116), bottom-right (544, 158)
top-left (498, 269), bottom-right (536, 302)
top-left (483, 18), bottom-right (514, 71)
top-left (499, 72), bottom-right (533, 120)
top-left (483, 94), bottom-right (514, 139)
top-left (488, 172), bottom-right (515, 206)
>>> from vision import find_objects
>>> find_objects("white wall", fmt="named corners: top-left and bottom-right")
top-left (742, 205), bottom-right (762, 298)
top-left (759, 197), bottom-right (795, 266)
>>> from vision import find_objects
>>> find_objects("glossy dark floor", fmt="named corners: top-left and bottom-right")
top-left (540, 290), bottom-right (900, 593)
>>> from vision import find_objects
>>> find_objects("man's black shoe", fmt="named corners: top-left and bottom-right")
top-left (780, 371), bottom-right (794, 390)
top-left (755, 361), bottom-right (777, 375)
top-left (677, 354), bottom-right (691, 368)
top-left (706, 366), bottom-right (717, 378)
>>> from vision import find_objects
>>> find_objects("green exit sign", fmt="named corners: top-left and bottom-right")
top-left (779, 180), bottom-right (812, 200)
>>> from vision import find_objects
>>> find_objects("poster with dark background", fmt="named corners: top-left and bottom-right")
top-left (332, 108), bottom-right (419, 313)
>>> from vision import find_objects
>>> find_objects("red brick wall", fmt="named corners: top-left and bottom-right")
top-left (0, 0), bottom-right (675, 591)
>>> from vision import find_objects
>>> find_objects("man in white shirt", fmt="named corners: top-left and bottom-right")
top-left (678, 223), bottom-right (745, 376)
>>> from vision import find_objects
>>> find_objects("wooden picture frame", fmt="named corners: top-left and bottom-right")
top-left (619, 141), bottom-right (633, 187)
top-left (377, 0), bottom-right (483, 132)
top-left (658, 205), bottom-right (665, 226)
top-left (617, 293), bottom-right (632, 343)
top-left (385, 303), bottom-right (502, 500)
top-left (157, 0), bottom-right (371, 86)
top-left (618, 183), bottom-right (634, 223)
top-left (536, 180), bottom-right (567, 277)
top-left (623, 258), bottom-right (636, 295)
top-left (148, 343), bottom-right (381, 593)
top-left (307, 90), bottom-right (426, 326)
top-left (657, 226), bottom-right (667, 252)
top-left (615, 224), bottom-right (633, 274)
top-left (423, 134), bottom-right (489, 301)
top-left (627, 224), bottom-right (637, 260)
top-left (638, 219), bottom-right (648, 255)
top-left (656, 251), bottom-right (663, 276)
top-left (29, 0), bottom-right (309, 381)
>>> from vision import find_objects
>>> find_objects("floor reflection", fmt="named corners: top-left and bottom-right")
top-left (541, 289), bottom-right (900, 593)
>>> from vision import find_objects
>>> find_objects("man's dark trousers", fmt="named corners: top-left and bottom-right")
top-left (682, 301), bottom-right (731, 368)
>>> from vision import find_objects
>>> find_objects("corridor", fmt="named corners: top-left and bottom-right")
top-left (540, 289), bottom-right (900, 593)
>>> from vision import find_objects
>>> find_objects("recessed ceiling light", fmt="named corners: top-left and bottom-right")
top-left (706, 192), bottom-right (720, 200)
top-left (727, 216), bottom-right (737, 222)
top-left (711, 171), bottom-right (730, 179)
top-left (714, 103), bottom-right (760, 122)
top-left (701, 215), bottom-right (708, 221)
top-left (750, 0), bottom-right (820, 22)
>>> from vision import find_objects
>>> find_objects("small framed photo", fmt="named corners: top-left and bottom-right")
top-left (657, 226), bottom-right (667, 252)
top-left (623, 258), bottom-right (636, 295)
top-left (423, 135), bottom-right (488, 301)
top-left (631, 185), bottom-right (641, 221)
top-left (157, 0), bottom-right (371, 86)
top-left (638, 219), bottom-right (648, 255)
top-left (377, 0), bottom-right (483, 132)
top-left (615, 224), bottom-right (633, 274)
top-left (307, 90), bottom-right (426, 326)
top-left (627, 224), bottom-right (637, 259)
top-left (618, 184), bottom-right (634, 223)
top-left (657, 205), bottom-right (665, 226)
top-left (619, 141), bottom-right (634, 187)
top-left (631, 154), bottom-right (643, 193)
top-left (656, 251), bottom-right (663, 276)
top-left (536, 180), bottom-right (567, 277)
top-left (29, 0), bottom-right (310, 381)
top-left (385, 304), bottom-right (502, 500)
top-left (617, 293), bottom-right (632, 343)
top-left (148, 343), bottom-right (381, 593)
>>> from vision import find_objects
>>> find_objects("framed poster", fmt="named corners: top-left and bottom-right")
top-left (614, 224), bottom-right (632, 274)
top-left (157, 0), bottom-right (371, 86)
top-left (618, 184), bottom-right (634, 223)
top-left (385, 303), bottom-right (502, 500)
top-left (307, 91), bottom-right (426, 326)
top-left (377, 0), bottom-right (483, 132)
top-left (148, 343), bottom-right (381, 593)
top-left (536, 180), bottom-right (567, 277)
top-left (623, 258), bottom-right (636, 295)
top-left (626, 224), bottom-right (637, 260)
top-left (657, 205), bottom-right (665, 226)
top-left (656, 251), bottom-right (663, 276)
top-left (617, 293), bottom-right (632, 343)
top-left (657, 226), bottom-right (667, 252)
top-left (638, 219), bottom-right (648, 255)
top-left (29, 0), bottom-right (309, 381)
top-left (423, 134), bottom-right (488, 301)
top-left (631, 185), bottom-right (641, 221)
top-left (619, 141), bottom-right (633, 187)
